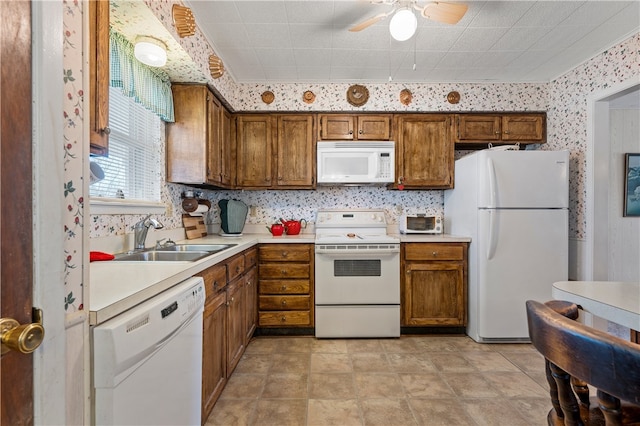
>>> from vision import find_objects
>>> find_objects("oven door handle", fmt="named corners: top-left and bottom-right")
top-left (315, 247), bottom-right (400, 256)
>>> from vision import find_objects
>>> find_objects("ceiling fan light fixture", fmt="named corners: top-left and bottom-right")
top-left (134, 36), bottom-right (167, 67)
top-left (389, 8), bottom-right (417, 41)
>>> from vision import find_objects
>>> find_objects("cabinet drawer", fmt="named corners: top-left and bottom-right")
top-left (259, 311), bottom-right (311, 326)
top-left (259, 295), bottom-right (310, 310)
top-left (259, 280), bottom-right (310, 295)
top-left (198, 264), bottom-right (227, 302)
top-left (259, 263), bottom-right (310, 279)
top-left (244, 248), bottom-right (258, 269)
top-left (404, 243), bottom-right (465, 261)
top-left (259, 245), bottom-right (310, 262)
top-left (227, 254), bottom-right (245, 282)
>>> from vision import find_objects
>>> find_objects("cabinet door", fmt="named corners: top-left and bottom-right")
top-left (236, 115), bottom-right (273, 187)
top-left (455, 115), bottom-right (501, 142)
top-left (166, 85), bottom-right (208, 183)
top-left (221, 108), bottom-right (233, 186)
top-left (226, 278), bottom-right (245, 375)
top-left (319, 114), bottom-right (354, 139)
top-left (396, 114), bottom-right (454, 189)
top-left (207, 94), bottom-right (223, 184)
top-left (276, 115), bottom-right (314, 187)
top-left (502, 114), bottom-right (544, 141)
top-left (403, 262), bottom-right (466, 326)
top-left (202, 291), bottom-right (226, 420)
top-left (356, 115), bottom-right (391, 140)
top-left (89, 0), bottom-right (110, 156)
top-left (244, 266), bottom-right (257, 344)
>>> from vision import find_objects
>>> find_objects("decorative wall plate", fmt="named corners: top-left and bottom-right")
top-left (346, 84), bottom-right (369, 107)
top-left (172, 5), bottom-right (196, 38)
top-left (303, 90), bottom-right (316, 104)
top-left (399, 89), bottom-right (412, 105)
top-left (208, 55), bottom-right (224, 79)
top-left (447, 91), bottom-right (461, 104)
top-left (261, 91), bottom-right (275, 104)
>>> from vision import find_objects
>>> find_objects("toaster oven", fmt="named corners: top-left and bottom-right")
top-left (399, 214), bottom-right (443, 234)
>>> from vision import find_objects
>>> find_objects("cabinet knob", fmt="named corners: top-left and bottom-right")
top-left (101, 126), bottom-right (111, 135)
top-left (281, 300), bottom-right (287, 306)
top-left (280, 316), bottom-right (287, 322)
top-left (236, 266), bottom-right (241, 273)
top-left (406, 269), bottom-right (411, 274)
top-left (503, 131), bottom-right (510, 135)
top-left (281, 285), bottom-right (287, 291)
top-left (213, 281), bottom-right (219, 290)
top-left (359, 129), bottom-right (363, 134)
top-left (495, 131), bottom-right (500, 134)
top-left (281, 269), bottom-right (287, 276)
top-left (282, 251), bottom-right (288, 258)
top-left (432, 251), bottom-right (438, 257)
top-left (349, 130), bottom-right (353, 135)
top-left (247, 281), bottom-right (251, 287)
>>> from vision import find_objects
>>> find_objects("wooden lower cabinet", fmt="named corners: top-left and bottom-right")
top-left (258, 244), bottom-right (314, 328)
top-left (201, 290), bottom-right (226, 421)
top-left (198, 248), bottom-right (257, 423)
top-left (401, 242), bottom-right (468, 327)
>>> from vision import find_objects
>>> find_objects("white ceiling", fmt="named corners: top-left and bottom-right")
top-left (184, 0), bottom-right (640, 84)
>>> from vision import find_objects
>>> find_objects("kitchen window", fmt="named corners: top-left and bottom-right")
top-left (89, 87), bottom-right (164, 214)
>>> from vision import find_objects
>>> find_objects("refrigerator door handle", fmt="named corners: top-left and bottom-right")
top-left (487, 157), bottom-right (497, 208)
top-left (487, 210), bottom-right (498, 260)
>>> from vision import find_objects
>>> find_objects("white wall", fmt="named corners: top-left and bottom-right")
top-left (609, 107), bottom-right (640, 281)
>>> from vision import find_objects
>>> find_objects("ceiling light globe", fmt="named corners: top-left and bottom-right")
top-left (389, 9), bottom-right (417, 41)
top-left (134, 37), bottom-right (167, 67)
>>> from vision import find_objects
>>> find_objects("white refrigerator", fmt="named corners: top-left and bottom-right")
top-left (444, 149), bottom-right (569, 342)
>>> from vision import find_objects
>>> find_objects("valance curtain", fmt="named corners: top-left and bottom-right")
top-left (109, 29), bottom-right (174, 122)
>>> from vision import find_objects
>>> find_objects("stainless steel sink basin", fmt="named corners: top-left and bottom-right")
top-left (113, 244), bottom-right (237, 262)
top-left (156, 244), bottom-right (236, 253)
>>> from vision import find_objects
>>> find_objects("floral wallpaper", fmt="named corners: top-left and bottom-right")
top-left (547, 32), bottom-right (640, 240)
top-left (82, 2), bottom-right (640, 307)
top-left (63, 0), bottom-right (85, 312)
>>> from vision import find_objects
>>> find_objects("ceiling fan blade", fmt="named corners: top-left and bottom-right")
top-left (349, 12), bottom-right (390, 32)
top-left (421, 2), bottom-right (468, 25)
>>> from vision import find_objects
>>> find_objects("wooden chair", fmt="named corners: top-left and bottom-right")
top-left (526, 299), bottom-right (640, 425)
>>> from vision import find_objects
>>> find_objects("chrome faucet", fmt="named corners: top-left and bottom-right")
top-left (133, 214), bottom-right (164, 250)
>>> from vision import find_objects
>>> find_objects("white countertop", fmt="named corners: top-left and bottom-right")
top-left (395, 234), bottom-right (471, 243)
top-left (552, 281), bottom-right (640, 331)
top-left (89, 232), bottom-right (469, 326)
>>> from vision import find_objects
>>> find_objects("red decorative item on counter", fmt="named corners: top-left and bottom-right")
top-left (90, 251), bottom-right (115, 262)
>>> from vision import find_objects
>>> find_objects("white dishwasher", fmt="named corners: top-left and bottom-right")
top-left (92, 277), bottom-right (205, 425)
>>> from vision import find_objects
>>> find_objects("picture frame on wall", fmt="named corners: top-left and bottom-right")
top-left (624, 153), bottom-right (640, 217)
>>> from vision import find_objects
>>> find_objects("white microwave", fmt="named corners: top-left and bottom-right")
top-left (317, 141), bottom-right (395, 185)
top-left (399, 214), bottom-right (443, 234)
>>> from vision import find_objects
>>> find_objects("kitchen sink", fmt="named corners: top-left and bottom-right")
top-left (156, 244), bottom-right (236, 253)
top-left (113, 244), bottom-right (237, 262)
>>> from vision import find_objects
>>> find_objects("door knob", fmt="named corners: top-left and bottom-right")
top-left (0, 311), bottom-right (44, 355)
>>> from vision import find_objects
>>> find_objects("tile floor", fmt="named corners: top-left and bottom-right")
top-left (205, 335), bottom-right (551, 426)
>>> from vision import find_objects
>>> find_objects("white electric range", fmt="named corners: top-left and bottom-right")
top-left (314, 210), bottom-right (400, 338)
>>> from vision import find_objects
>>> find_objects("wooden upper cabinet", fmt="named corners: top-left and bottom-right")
top-left (221, 108), bottom-right (233, 187)
top-left (455, 113), bottom-right (546, 146)
top-left (167, 84), bottom-right (232, 188)
top-left (276, 115), bottom-right (314, 188)
top-left (89, 0), bottom-right (110, 156)
top-left (236, 115), bottom-right (273, 188)
top-left (394, 114), bottom-right (454, 189)
top-left (319, 114), bottom-right (391, 140)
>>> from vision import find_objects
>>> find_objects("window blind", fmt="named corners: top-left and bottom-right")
top-left (90, 87), bottom-right (161, 202)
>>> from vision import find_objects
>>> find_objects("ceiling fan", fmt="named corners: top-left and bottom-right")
top-left (349, 1), bottom-right (468, 41)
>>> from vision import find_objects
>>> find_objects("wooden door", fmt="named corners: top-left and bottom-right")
top-left (201, 291), bottom-right (226, 421)
top-left (502, 114), bottom-right (545, 141)
top-left (221, 108), bottom-right (233, 187)
top-left (207, 93), bottom-right (222, 185)
top-left (403, 262), bottom-right (466, 326)
top-left (235, 115), bottom-right (273, 187)
top-left (276, 115), bottom-right (314, 187)
top-left (396, 114), bottom-right (454, 189)
top-left (356, 115), bottom-right (391, 140)
top-left (89, 0), bottom-right (109, 156)
top-left (319, 114), bottom-right (354, 140)
top-left (1, 1), bottom-right (35, 423)
top-left (455, 114), bottom-right (501, 142)
top-left (243, 266), bottom-right (257, 344)
top-left (226, 278), bottom-right (245, 376)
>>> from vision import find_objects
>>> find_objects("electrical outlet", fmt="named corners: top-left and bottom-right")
top-left (249, 205), bottom-right (257, 217)
top-left (395, 204), bottom-right (403, 214)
